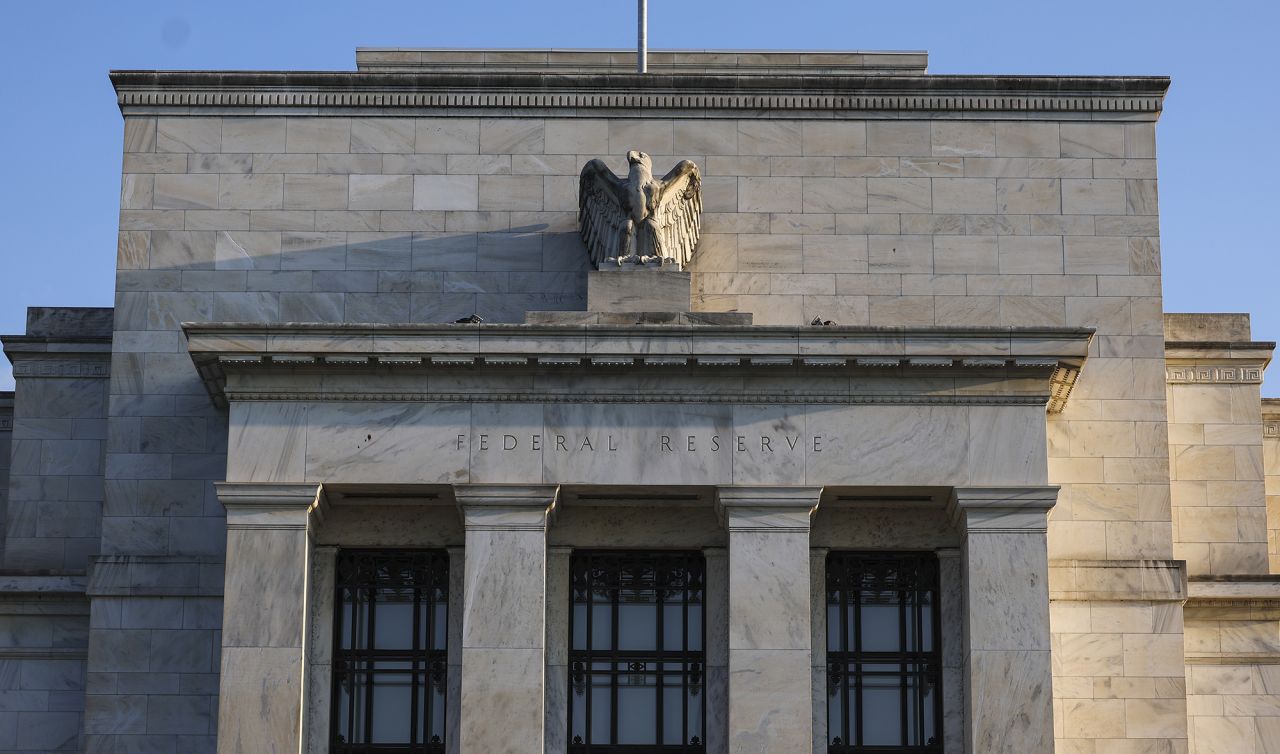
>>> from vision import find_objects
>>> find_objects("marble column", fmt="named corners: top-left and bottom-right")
top-left (214, 482), bottom-right (326, 754)
top-left (949, 486), bottom-right (1059, 754)
top-left (455, 484), bottom-right (558, 754)
top-left (717, 485), bottom-right (822, 754)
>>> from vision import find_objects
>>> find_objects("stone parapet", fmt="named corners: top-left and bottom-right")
top-left (354, 48), bottom-right (932, 75)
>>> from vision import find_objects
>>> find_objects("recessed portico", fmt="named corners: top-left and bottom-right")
top-left (193, 321), bottom-right (1086, 753)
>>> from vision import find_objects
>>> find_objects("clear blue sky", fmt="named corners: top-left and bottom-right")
top-left (2, 0), bottom-right (1277, 393)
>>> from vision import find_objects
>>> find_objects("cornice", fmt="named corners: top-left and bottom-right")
top-left (1164, 340), bottom-right (1274, 385)
top-left (184, 322), bottom-right (1091, 413)
top-left (1, 337), bottom-right (112, 380)
top-left (110, 70), bottom-right (1168, 119)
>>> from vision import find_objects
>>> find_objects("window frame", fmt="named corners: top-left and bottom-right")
top-left (567, 549), bottom-right (707, 753)
top-left (330, 548), bottom-right (450, 754)
top-left (825, 551), bottom-right (943, 753)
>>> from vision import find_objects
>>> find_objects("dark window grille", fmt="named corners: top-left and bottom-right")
top-left (569, 551), bottom-right (706, 752)
top-left (826, 552), bottom-right (942, 753)
top-left (332, 550), bottom-right (449, 753)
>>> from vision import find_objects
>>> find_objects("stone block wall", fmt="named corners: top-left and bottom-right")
top-left (1184, 610), bottom-right (1280, 753)
top-left (1164, 314), bottom-right (1272, 576)
top-left (97, 110), bottom-right (1179, 751)
top-left (1264, 399), bottom-right (1280, 574)
top-left (0, 586), bottom-right (90, 753)
top-left (1, 309), bottom-right (112, 573)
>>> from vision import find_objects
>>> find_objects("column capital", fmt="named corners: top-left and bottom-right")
top-left (716, 486), bottom-right (821, 531)
top-left (453, 483), bottom-right (559, 507)
top-left (215, 482), bottom-right (327, 530)
top-left (948, 486), bottom-right (1058, 534)
top-left (716, 485), bottom-right (823, 509)
top-left (454, 484), bottom-right (558, 531)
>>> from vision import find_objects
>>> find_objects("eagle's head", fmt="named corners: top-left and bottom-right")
top-left (626, 150), bottom-right (651, 168)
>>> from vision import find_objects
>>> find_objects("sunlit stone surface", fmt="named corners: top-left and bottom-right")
top-left (0, 45), bottom-right (1278, 754)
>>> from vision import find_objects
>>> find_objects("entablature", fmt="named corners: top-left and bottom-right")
top-left (1164, 339), bottom-right (1275, 385)
top-left (184, 322), bottom-right (1092, 413)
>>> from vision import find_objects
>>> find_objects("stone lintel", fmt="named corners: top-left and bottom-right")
top-left (1047, 559), bottom-right (1187, 603)
top-left (948, 486), bottom-right (1059, 533)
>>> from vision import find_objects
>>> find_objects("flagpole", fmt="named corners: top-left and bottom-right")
top-left (638, 0), bottom-right (648, 73)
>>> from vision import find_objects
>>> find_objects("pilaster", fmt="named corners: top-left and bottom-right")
top-left (214, 482), bottom-right (326, 754)
top-left (717, 485), bottom-right (822, 753)
top-left (949, 486), bottom-right (1058, 754)
top-left (809, 547), bottom-right (829, 753)
top-left (544, 545), bottom-right (572, 754)
top-left (303, 545), bottom-right (337, 754)
top-left (704, 546), bottom-right (729, 752)
top-left (454, 484), bottom-right (558, 754)
top-left (935, 547), bottom-right (966, 754)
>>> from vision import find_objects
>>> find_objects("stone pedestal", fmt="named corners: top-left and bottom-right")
top-left (455, 484), bottom-right (558, 754)
top-left (215, 482), bottom-right (326, 754)
top-left (950, 486), bottom-right (1059, 754)
top-left (587, 267), bottom-right (691, 312)
top-left (717, 485), bottom-right (822, 753)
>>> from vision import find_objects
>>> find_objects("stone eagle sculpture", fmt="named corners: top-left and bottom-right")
top-left (579, 151), bottom-right (702, 269)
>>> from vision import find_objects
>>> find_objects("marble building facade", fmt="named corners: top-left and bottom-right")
top-left (0, 47), bottom-right (1277, 754)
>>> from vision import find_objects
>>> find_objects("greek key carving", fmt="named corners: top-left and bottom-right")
top-left (1165, 365), bottom-right (1264, 384)
top-left (11, 359), bottom-right (109, 378)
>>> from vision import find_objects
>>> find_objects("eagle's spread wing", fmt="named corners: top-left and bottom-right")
top-left (653, 160), bottom-right (703, 269)
top-left (579, 160), bottom-right (630, 267)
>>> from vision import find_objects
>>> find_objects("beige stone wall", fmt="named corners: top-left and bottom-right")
top-left (1167, 378), bottom-right (1270, 575)
top-left (102, 112), bottom-right (1180, 751)
top-left (1184, 612), bottom-right (1280, 753)
top-left (1264, 399), bottom-right (1280, 574)
top-left (1163, 316), bottom-right (1272, 576)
